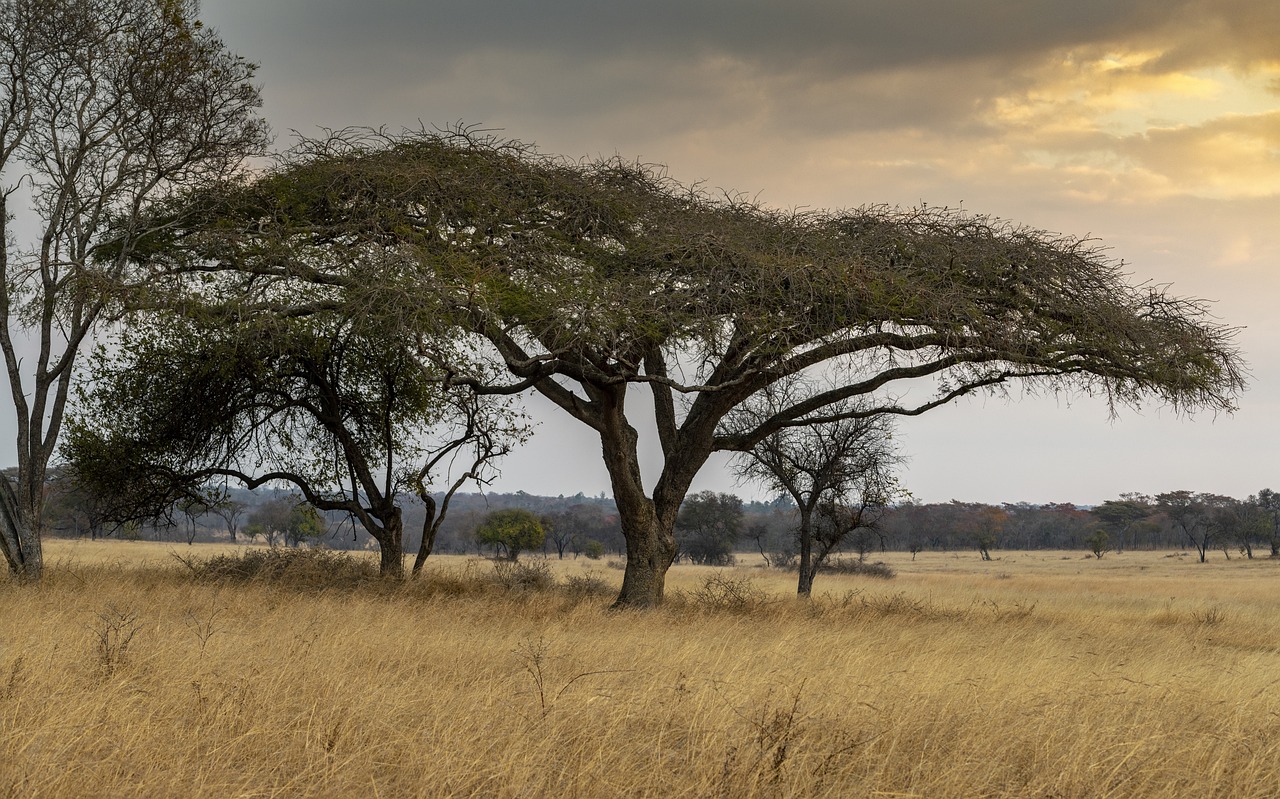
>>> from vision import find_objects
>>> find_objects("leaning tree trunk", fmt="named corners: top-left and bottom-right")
top-left (0, 475), bottom-right (40, 581)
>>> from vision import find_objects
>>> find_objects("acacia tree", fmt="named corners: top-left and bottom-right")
top-left (1156, 491), bottom-right (1230, 562)
top-left (121, 129), bottom-right (1244, 607)
top-left (0, 0), bottom-right (267, 578)
top-left (1092, 494), bottom-right (1153, 553)
top-left (732, 381), bottom-right (900, 595)
top-left (65, 312), bottom-right (519, 578)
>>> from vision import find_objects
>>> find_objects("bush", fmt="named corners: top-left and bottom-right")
top-left (561, 572), bottom-right (613, 601)
top-left (822, 558), bottom-right (895, 579)
top-left (180, 548), bottom-right (378, 589)
top-left (688, 574), bottom-right (769, 614)
top-left (583, 539), bottom-right (605, 560)
top-left (490, 559), bottom-right (555, 592)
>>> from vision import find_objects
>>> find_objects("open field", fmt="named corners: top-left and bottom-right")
top-left (2, 541), bottom-right (1279, 797)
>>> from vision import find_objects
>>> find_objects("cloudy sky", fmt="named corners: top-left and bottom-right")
top-left (195, 0), bottom-right (1280, 505)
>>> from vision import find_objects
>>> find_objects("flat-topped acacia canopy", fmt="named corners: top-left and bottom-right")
top-left (131, 128), bottom-right (1244, 606)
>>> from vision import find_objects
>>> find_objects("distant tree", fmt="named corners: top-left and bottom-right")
top-left (0, 0), bottom-right (267, 580)
top-left (953, 502), bottom-right (1007, 561)
top-left (731, 382), bottom-right (900, 594)
top-left (1252, 489), bottom-right (1280, 557)
top-left (176, 495), bottom-right (215, 546)
top-left (1085, 528), bottom-right (1110, 559)
top-left (1211, 497), bottom-right (1266, 560)
top-left (247, 496), bottom-right (294, 548)
top-left (676, 491), bottom-right (743, 566)
top-left (284, 503), bottom-right (326, 548)
top-left (210, 498), bottom-right (248, 543)
top-left (1091, 495), bottom-right (1153, 553)
top-left (1156, 491), bottom-right (1223, 563)
top-left (476, 509), bottom-right (545, 561)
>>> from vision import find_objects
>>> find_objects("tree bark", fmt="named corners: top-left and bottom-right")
top-left (797, 512), bottom-right (815, 597)
top-left (0, 476), bottom-right (40, 581)
top-left (597, 399), bottom-right (679, 609)
top-left (376, 508), bottom-right (405, 579)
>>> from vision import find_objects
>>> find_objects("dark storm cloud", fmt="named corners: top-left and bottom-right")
top-left (234, 0), bottom-right (1177, 72)
top-left (203, 0), bottom-right (1280, 149)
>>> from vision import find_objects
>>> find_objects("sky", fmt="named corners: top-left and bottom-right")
top-left (177, 1), bottom-right (1280, 505)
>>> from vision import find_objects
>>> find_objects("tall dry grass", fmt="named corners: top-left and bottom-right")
top-left (0, 542), bottom-right (1278, 797)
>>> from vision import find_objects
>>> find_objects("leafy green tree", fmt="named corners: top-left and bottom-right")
top-left (676, 492), bottom-right (743, 566)
top-left (66, 314), bottom-right (519, 578)
top-left (284, 503), bottom-right (326, 548)
top-left (475, 509), bottom-right (544, 561)
top-left (1251, 489), bottom-right (1280, 557)
top-left (1085, 528), bottom-right (1110, 559)
top-left (116, 129), bottom-right (1244, 606)
top-left (0, 0), bottom-right (267, 579)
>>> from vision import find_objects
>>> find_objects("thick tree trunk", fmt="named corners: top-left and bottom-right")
top-left (376, 509), bottom-right (405, 579)
top-left (615, 511), bottom-right (677, 608)
top-left (597, 402), bottom-right (681, 609)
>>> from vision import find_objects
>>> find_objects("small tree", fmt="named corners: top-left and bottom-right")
top-left (476, 509), bottom-right (544, 561)
top-left (676, 492), bottom-right (743, 566)
top-left (210, 498), bottom-right (248, 543)
top-left (1085, 528), bottom-right (1110, 559)
top-left (732, 382), bottom-right (900, 595)
top-left (284, 503), bottom-right (326, 548)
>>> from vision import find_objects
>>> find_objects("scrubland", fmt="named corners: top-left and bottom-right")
top-left (1, 542), bottom-right (1279, 797)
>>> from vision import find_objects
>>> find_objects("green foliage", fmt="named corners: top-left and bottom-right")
top-left (1085, 528), bottom-right (1110, 559)
top-left (476, 509), bottom-right (545, 561)
top-left (677, 492), bottom-right (743, 566)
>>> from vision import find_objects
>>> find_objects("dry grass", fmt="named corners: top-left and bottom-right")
top-left (1, 542), bottom-right (1278, 797)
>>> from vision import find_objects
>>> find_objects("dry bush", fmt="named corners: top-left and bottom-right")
top-left (180, 547), bottom-right (379, 589)
top-left (822, 558), bottom-right (896, 579)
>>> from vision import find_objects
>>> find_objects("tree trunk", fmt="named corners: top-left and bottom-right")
top-left (615, 513), bottom-right (677, 608)
top-left (598, 404), bottom-right (679, 609)
top-left (0, 475), bottom-right (40, 581)
top-left (797, 512), bottom-right (815, 597)
top-left (411, 495), bottom-right (437, 577)
top-left (376, 509), bottom-right (405, 579)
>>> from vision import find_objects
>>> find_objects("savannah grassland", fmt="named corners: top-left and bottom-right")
top-left (2, 542), bottom-right (1279, 798)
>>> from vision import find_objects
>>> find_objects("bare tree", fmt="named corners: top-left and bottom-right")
top-left (733, 382), bottom-right (901, 595)
top-left (0, 0), bottom-right (267, 578)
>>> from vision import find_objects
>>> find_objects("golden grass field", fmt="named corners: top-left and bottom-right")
top-left (2, 540), bottom-right (1279, 798)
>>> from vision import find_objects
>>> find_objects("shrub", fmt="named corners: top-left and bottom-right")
top-left (688, 574), bottom-right (769, 614)
top-left (490, 559), bottom-right (555, 592)
top-left (822, 558), bottom-right (895, 579)
top-left (181, 548), bottom-right (378, 589)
